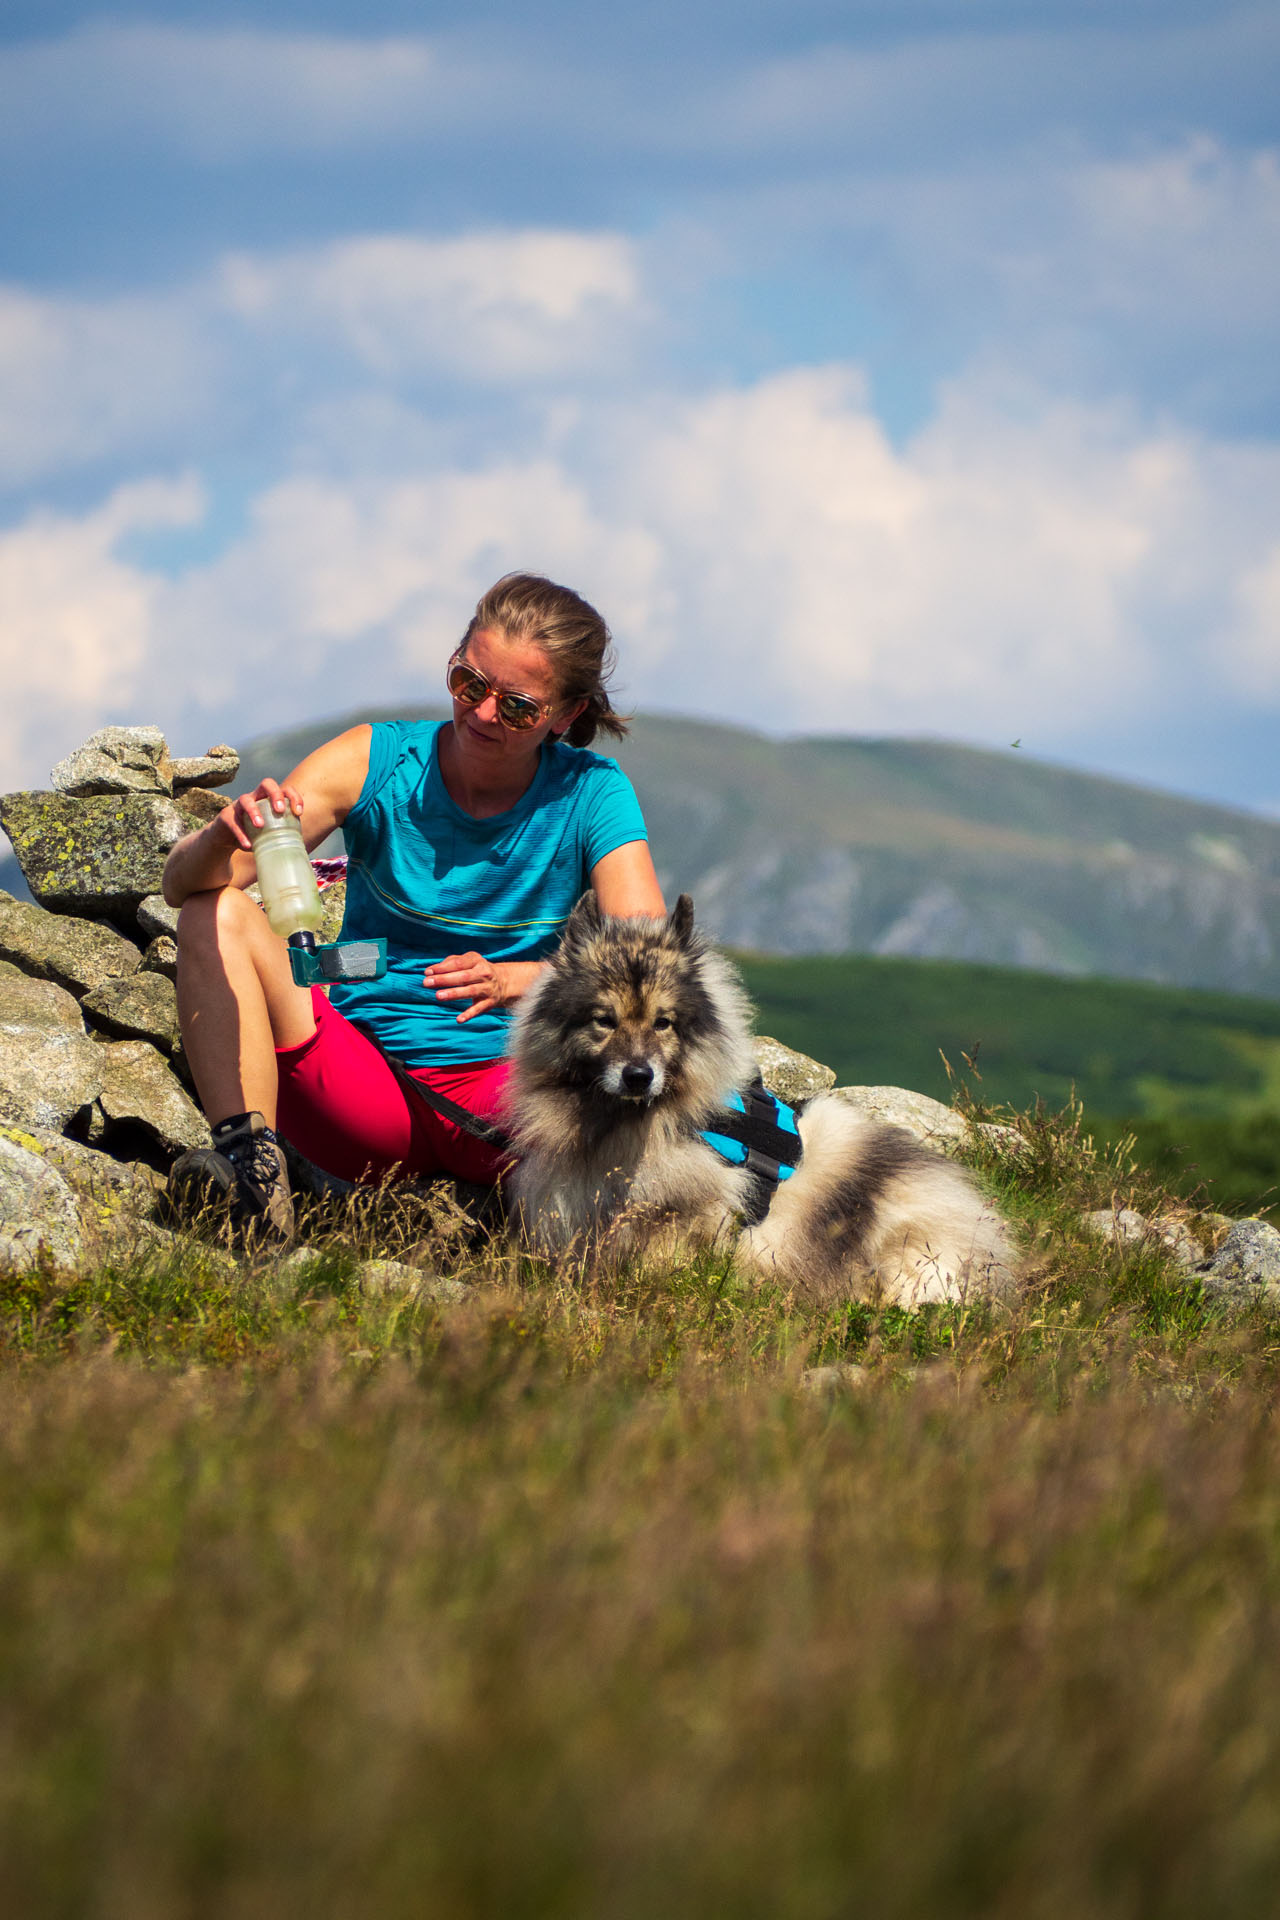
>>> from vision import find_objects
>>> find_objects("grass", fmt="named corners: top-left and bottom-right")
top-left (4, 1107), bottom-right (1280, 1916)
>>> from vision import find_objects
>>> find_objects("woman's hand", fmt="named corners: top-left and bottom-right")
top-left (214, 778), bottom-right (304, 852)
top-left (424, 954), bottom-right (545, 1023)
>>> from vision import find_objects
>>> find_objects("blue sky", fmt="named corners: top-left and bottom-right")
top-left (1, 1), bottom-right (1278, 813)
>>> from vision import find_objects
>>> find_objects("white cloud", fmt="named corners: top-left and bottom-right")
top-left (0, 476), bottom-right (204, 789)
top-left (219, 231), bottom-right (645, 383)
top-left (0, 285), bottom-right (215, 490)
top-left (0, 229), bottom-right (645, 490)
top-left (5, 364), bottom-right (1277, 793)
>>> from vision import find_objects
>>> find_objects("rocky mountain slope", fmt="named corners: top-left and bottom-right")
top-left (8, 711), bottom-right (1279, 995)
top-left (237, 709), bottom-right (1280, 997)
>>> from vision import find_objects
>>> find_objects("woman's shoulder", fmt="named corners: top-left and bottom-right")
top-left (542, 737), bottom-right (632, 791)
top-left (370, 715), bottom-right (443, 754)
top-left (346, 717), bottom-right (442, 824)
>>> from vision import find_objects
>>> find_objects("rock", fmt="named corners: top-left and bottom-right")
top-left (0, 791), bottom-right (209, 916)
top-left (0, 961), bottom-right (104, 1131)
top-left (0, 1122), bottom-right (167, 1263)
top-left (800, 1363), bottom-right (871, 1395)
top-left (49, 725), bottom-right (172, 797)
top-left (137, 894), bottom-right (181, 941)
top-left (140, 935), bottom-right (178, 982)
top-left (94, 1039), bottom-right (207, 1156)
top-left (0, 1133), bottom-right (85, 1273)
top-left (318, 878), bottom-right (347, 946)
top-left (829, 1084), bottom-right (969, 1147)
top-left (82, 971), bottom-right (181, 1052)
top-left (1201, 1220), bottom-right (1280, 1303)
top-left (175, 786), bottom-right (230, 825)
top-left (753, 1035), bottom-right (836, 1102)
top-left (169, 745), bottom-right (239, 791)
top-left (0, 892), bottom-right (142, 996)
top-left (0, 1121), bottom-right (164, 1211)
top-left (355, 1258), bottom-right (470, 1303)
top-left (1082, 1206), bottom-right (1202, 1270)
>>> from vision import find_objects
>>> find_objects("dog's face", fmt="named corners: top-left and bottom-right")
top-left (530, 894), bottom-right (710, 1107)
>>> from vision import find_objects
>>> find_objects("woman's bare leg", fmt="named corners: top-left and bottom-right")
top-left (175, 886), bottom-right (317, 1128)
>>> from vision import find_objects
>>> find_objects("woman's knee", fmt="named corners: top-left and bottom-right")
top-left (175, 885), bottom-right (259, 959)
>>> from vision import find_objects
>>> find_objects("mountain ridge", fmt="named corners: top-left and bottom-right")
top-left (6, 710), bottom-right (1278, 998)
top-left (231, 707), bottom-right (1280, 998)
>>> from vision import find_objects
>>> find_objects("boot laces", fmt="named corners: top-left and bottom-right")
top-left (223, 1129), bottom-right (282, 1199)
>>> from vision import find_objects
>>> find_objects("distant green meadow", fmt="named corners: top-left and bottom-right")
top-left (737, 951), bottom-right (1280, 1222)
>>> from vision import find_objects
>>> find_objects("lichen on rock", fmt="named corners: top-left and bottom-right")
top-left (82, 971), bottom-right (181, 1054)
top-left (0, 891), bottom-right (142, 996)
top-left (0, 791), bottom-right (205, 915)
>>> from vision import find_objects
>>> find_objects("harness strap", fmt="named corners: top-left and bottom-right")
top-left (351, 1021), bottom-right (514, 1151)
top-left (700, 1080), bottom-right (804, 1226)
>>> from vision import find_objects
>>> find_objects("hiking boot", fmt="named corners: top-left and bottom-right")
top-left (167, 1111), bottom-right (295, 1247)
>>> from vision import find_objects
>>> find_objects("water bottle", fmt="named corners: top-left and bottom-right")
top-left (245, 806), bottom-right (323, 940)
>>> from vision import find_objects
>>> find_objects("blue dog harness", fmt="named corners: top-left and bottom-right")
top-left (700, 1082), bottom-right (803, 1226)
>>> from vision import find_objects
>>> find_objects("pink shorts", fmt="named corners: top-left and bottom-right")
top-left (275, 988), bottom-right (513, 1186)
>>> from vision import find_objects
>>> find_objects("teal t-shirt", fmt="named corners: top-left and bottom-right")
top-left (328, 720), bottom-right (648, 1064)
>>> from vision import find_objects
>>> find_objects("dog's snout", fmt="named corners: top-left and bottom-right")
top-left (621, 1063), bottom-right (654, 1095)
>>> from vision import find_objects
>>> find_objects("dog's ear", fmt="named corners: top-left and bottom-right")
top-left (668, 894), bottom-right (695, 948)
top-left (562, 890), bottom-right (604, 950)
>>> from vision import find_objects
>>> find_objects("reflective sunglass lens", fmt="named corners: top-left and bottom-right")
top-left (448, 663), bottom-right (488, 704)
top-left (496, 694), bottom-right (542, 729)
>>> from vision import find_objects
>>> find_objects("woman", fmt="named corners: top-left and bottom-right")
top-left (163, 573), bottom-right (665, 1239)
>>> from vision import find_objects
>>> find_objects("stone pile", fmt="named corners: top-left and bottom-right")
top-left (0, 726), bottom-right (341, 1270)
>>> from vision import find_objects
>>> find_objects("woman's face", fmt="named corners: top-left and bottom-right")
top-left (449, 626), bottom-right (578, 763)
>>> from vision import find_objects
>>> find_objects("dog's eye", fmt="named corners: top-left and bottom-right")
top-left (653, 1014), bottom-right (674, 1032)
top-left (590, 1009), bottom-right (618, 1030)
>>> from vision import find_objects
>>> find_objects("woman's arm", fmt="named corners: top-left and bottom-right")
top-left (587, 838), bottom-right (665, 919)
top-left (162, 725), bottom-right (373, 907)
top-left (428, 839), bottom-right (666, 1024)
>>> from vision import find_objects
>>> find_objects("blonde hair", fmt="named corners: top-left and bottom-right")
top-left (464, 572), bottom-right (629, 748)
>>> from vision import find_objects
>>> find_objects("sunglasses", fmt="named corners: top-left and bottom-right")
top-left (446, 651), bottom-right (556, 731)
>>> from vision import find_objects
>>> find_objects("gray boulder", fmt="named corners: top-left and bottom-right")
top-left (355, 1258), bottom-right (470, 1303)
top-left (752, 1035), bottom-right (836, 1103)
top-left (827, 1083), bottom-right (1023, 1157)
top-left (0, 790), bottom-right (208, 915)
top-left (1201, 1220), bottom-right (1280, 1304)
top-left (1082, 1206), bottom-right (1203, 1271)
top-left (0, 891), bottom-right (142, 995)
top-left (0, 961), bottom-right (104, 1132)
top-left (137, 894), bottom-right (181, 941)
top-left (0, 1132), bottom-right (85, 1273)
top-left (800, 1363), bottom-right (871, 1395)
top-left (95, 1039), bottom-right (207, 1156)
top-left (0, 1121), bottom-right (164, 1214)
top-left (318, 878), bottom-right (347, 946)
top-left (50, 724), bottom-right (172, 797)
top-left (170, 745), bottom-right (239, 791)
top-left (174, 786), bottom-right (230, 826)
top-left (140, 935), bottom-right (178, 982)
top-left (82, 971), bottom-right (181, 1053)
top-left (830, 1083), bottom-right (969, 1146)
top-left (0, 1121), bottom-right (167, 1264)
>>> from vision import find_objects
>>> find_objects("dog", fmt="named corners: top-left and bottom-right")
top-left (506, 894), bottom-right (1017, 1305)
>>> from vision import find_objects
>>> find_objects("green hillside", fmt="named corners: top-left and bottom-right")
top-left (738, 949), bottom-right (1280, 1220)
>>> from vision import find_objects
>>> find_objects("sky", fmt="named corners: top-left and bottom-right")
top-left (1, 0), bottom-right (1278, 817)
